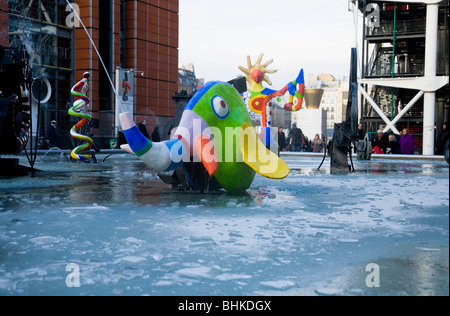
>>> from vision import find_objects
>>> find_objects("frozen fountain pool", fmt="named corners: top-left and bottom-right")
top-left (0, 154), bottom-right (448, 296)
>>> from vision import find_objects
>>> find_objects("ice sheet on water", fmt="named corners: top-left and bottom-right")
top-left (29, 235), bottom-right (66, 245)
top-left (151, 253), bottom-right (163, 262)
top-left (176, 266), bottom-right (212, 279)
top-left (260, 280), bottom-right (296, 290)
top-left (123, 237), bottom-right (146, 245)
top-left (63, 204), bottom-right (111, 212)
top-left (0, 278), bottom-right (16, 291)
top-left (215, 273), bottom-right (253, 281)
top-left (121, 267), bottom-right (144, 280)
top-left (337, 238), bottom-right (359, 243)
top-left (116, 256), bottom-right (147, 263)
top-left (314, 287), bottom-right (343, 296)
top-left (415, 247), bottom-right (441, 252)
top-left (22, 267), bottom-right (47, 277)
top-left (309, 222), bottom-right (346, 230)
top-left (0, 157), bottom-right (448, 295)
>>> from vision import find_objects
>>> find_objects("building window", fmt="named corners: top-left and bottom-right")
top-left (8, 0), bottom-right (74, 138)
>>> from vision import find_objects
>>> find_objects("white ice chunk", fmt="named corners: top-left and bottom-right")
top-left (118, 256), bottom-right (146, 263)
top-left (216, 274), bottom-right (252, 281)
top-left (314, 287), bottom-right (343, 296)
top-left (29, 236), bottom-right (64, 245)
top-left (260, 280), bottom-right (295, 290)
top-left (176, 266), bottom-right (212, 279)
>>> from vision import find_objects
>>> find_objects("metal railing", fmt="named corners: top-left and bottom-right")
top-left (365, 46), bottom-right (425, 78)
top-left (366, 19), bottom-right (426, 37)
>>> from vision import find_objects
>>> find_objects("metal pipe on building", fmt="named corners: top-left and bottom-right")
top-left (423, 3), bottom-right (439, 155)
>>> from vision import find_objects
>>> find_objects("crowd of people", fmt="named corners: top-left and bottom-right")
top-left (364, 122), bottom-right (449, 155)
top-left (370, 128), bottom-right (416, 155)
top-left (275, 121), bottom-right (449, 156)
top-left (278, 124), bottom-right (324, 154)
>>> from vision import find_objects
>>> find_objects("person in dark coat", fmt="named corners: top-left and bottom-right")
top-left (152, 126), bottom-right (161, 142)
top-left (312, 134), bottom-right (323, 153)
top-left (277, 126), bottom-right (287, 155)
top-left (288, 123), bottom-right (303, 152)
top-left (436, 122), bottom-right (449, 155)
top-left (372, 130), bottom-right (388, 154)
top-left (138, 120), bottom-right (151, 140)
top-left (387, 134), bottom-right (400, 154)
top-left (356, 124), bottom-right (365, 140)
top-left (48, 120), bottom-right (58, 147)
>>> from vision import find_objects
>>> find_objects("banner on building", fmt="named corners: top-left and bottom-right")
top-left (115, 67), bottom-right (134, 133)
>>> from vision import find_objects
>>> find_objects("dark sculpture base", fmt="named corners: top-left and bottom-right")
top-left (0, 158), bottom-right (37, 177)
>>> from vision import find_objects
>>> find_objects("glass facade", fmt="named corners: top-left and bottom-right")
top-left (8, 0), bottom-right (74, 145)
top-left (3, 0), bottom-right (180, 149)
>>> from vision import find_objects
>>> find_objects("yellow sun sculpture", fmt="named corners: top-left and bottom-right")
top-left (238, 54), bottom-right (305, 148)
top-left (238, 53), bottom-right (278, 93)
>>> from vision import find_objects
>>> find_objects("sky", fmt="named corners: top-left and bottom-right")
top-left (179, 0), bottom-right (358, 88)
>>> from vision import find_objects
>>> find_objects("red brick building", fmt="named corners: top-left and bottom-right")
top-left (1, 0), bottom-right (179, 147)
top-left (0, 1), bottom-right (8, 47)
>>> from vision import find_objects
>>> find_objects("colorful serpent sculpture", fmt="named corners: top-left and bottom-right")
top-left (120, 81), bottom-right (290, 194)
top-left (69, 72), bottom-right (93, 161)
top-left (239, 54), bottom-right (305, 147)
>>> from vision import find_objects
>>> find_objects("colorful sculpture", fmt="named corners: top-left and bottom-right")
top-left (120, 81), bottom-right (290, 194)
top-left (69, 72), bottom-right (93, 161)
top-left (239, 54), bottom-right (305, 146)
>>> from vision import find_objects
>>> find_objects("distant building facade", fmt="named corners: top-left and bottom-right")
top-left (178, 62), bottom-right (204, 95)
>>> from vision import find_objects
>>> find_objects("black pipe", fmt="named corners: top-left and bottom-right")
top-left (317, 138), bottom-right (328, 171)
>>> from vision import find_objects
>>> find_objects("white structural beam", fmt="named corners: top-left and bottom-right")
top-left (386, 90), bottom-right (425, 133)
top-left (358, 85), bottom-right (401, 135)
top-left (360, 76), bottom-right (449, 92)
top-left (359, 88), bottom-right (425, 135)
top-left (363, 0), bottom-right (444, 4)
top-left (422, 3), bottom-right (439, 156)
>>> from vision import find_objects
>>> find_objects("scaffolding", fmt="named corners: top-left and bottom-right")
top-left (353, 0), bottom-right (449, 155)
